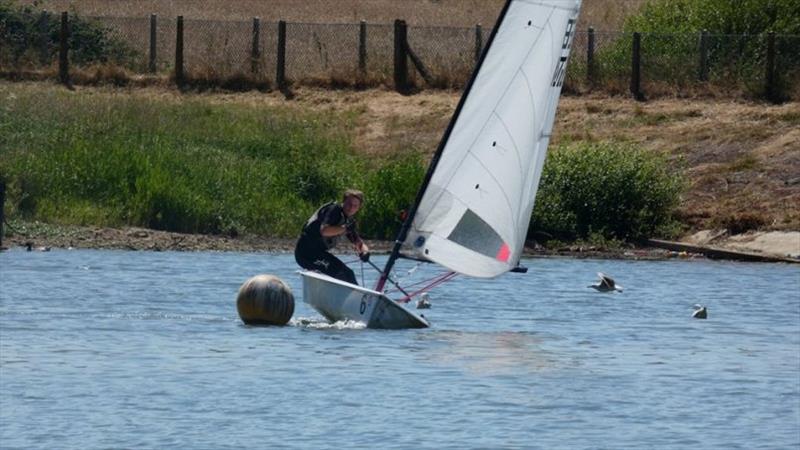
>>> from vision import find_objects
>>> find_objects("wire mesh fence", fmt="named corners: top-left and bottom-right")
top-left (406, 24), bottom-right (477, 88)
top-left (284, 22), bottom-right (360, 85)
top-left (1, 11), bottom-right (797, 101)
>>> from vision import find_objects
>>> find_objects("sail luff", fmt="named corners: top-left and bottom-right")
top-left (375, 0), bottom-right (516, 292)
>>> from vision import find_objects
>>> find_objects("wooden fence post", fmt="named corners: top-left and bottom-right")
top-left (358, 20), bottom-right (367, 76)
top-left (175, 15), bottom-right (184, 86)
top-left (698, 29), bottom-right (708, 82)
top-left (475, 24), bottom-right (483, 63)
top-left (58, 11), bottom-right (69, 86)
top-left (587, 26), bottom-right (595, 87)
top-left (765, 31), bottom-right (778, 103)
top-left (277, 20), bottom-right (287, 90)
top-left (630, 32), bottom-right (644, 101)
top-left (251, 17), bottom-right (261, 75)
top-left (393, 19), bottom-right (409, 92)
top-left (149, 14), bottom-right (157, 73)
top-left (38, 10), bottom-right (50, 65)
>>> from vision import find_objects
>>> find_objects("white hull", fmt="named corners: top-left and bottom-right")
top-left (300, 271), bottom-right (429, 329)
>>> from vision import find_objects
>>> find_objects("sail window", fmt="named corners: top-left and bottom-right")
top-left (447, 209), bottom-right (507, 261)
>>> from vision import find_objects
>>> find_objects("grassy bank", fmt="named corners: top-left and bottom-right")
top-left (1, 81), bottom-right (687, 244)
top-left (0, 82), bottom-right (422, 238)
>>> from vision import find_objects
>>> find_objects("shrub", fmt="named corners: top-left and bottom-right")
top-left (530, 142), bottom-right (684, 241)
top-left (359, 152), bottom-right (425, 239)
top-left (0, 1), bottom-right (137, 69)
top-left (594, 0), bottom-right (800, 98)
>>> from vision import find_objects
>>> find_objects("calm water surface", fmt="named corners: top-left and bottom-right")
top-left (1, 249), bottom-right (799, 449)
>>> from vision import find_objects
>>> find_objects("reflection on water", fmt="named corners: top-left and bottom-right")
top-left (419, 331), bottom-right (556, 376)
top-left (1, 249), bottom-right (798, 449)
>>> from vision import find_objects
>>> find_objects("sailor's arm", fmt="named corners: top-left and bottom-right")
top-left (342, 220), bottom-right (369, 255)
top-left (320, 223), bottom-right (347, 237)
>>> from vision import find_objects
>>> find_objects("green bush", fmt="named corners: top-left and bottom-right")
top-left (359, 152), bottom-right (425, 239)
top-left (0, 1), bottom-right (137, 68)
top-left (594, 0), bottom-right (800, 98)
top-left (622, 0), bottom-right (800, 35)
top-left (530, 142), bottom-right (683, 241)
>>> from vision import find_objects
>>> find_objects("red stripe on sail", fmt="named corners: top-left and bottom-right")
top-left (496, 243), bottom-right (510, 262)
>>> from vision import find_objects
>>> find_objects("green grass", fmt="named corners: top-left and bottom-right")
top-left (0, 83), bottom-right (425, 237)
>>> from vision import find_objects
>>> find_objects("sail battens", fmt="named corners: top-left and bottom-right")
top-left (399, 0), bottom-right (582, 279)
top-left (493, 111), bottom-right (526, 183)
top-left (465, 150), bottom-right (518, 231)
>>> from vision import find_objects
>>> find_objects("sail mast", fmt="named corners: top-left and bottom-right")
top-left (375, 0), bottom-right (515, 292)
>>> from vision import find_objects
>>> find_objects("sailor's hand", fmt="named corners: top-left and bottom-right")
top-left (344, 216), bottom-right (356, 231)
top-left (359, 251), bottom-right (370, 263)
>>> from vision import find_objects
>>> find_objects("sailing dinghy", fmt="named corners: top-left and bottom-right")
top-left (301, 0), bottom-right (583, 329)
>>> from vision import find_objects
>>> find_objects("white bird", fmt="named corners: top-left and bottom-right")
top-left (589, 272), bottom-right (623, 292)
top-left (416, 293), bottom-right (431, 309)
top-left (692, 304), bottom-right (707, 319)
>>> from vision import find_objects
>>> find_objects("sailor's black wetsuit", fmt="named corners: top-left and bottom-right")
top-left (294, 202), bottom-right (360, 285)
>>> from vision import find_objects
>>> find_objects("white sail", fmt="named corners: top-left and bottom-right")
top-left (403, 0), bottom-right (582, 278)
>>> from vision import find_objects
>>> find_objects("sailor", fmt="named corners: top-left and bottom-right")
top-left (294, 189), bottom-right (370, 285)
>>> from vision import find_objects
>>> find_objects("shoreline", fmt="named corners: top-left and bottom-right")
top-left (4, 223), bottom-right (797, 263)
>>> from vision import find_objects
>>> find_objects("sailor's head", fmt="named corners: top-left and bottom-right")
top-left (343, 189), bottom-right (364, 217)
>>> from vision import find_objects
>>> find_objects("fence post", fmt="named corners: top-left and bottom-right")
top-left (39, 10), bottom-right (50, 65)
top-left (149, 14), bottom-right (157, 73)
top-left (765, 31), bottom-right (778, 103)
top-left (251, 17), bottom-right (261, 75)
top-left (0, 178), bottom-right (5, 250)
top-left (394, 19), bottom-right (409, 92)
top-left (175, 16), bottom-right (184, 86)
top-left (698, 29), bottom-right (708, 82)
top-left (475, 24), bottom-right (483, 63)
top-left (358, 20), bottom-right (367, 77)
top-left (58, 11), bottom-right (69, 86)
top-left (277, 20), bottom-right (287, 90)
top-left (630, 32), bottom-right (644, 101)
top-left (587, 26), bottom-right (595, 87)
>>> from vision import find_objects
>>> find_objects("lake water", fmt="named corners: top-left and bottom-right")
top-left (1, 249), bottom-right (798, 449)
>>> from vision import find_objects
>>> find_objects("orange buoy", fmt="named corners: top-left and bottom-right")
top-left (236, 275), bottom-right (294, 326)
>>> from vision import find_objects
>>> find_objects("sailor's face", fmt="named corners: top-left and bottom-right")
top-left (343, 196), bottom-right (362, 217)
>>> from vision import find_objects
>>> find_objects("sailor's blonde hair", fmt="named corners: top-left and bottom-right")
top-left (343, 189), bottom-right (364, 204)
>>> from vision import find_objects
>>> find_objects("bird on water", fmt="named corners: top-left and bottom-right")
top-left (589, 272), bottom-right (623, 292)
top-left (416, 293), bottom-right (431, 309)
top-left (692, 305), bottom-right (707, 319)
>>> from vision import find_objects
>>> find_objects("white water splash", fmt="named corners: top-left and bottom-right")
top-left (290, 316), bottom-right (367, 330)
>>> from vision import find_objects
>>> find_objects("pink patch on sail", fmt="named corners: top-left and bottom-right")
top-left (496, 243), bottom-right (510, 262)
